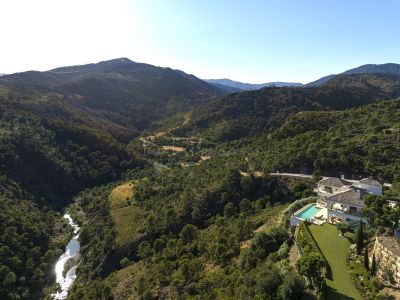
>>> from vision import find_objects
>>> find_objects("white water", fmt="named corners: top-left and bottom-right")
top-left (52, 214), bottom-right (80, 300)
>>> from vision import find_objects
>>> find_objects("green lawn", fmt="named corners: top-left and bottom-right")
top-left (309, 223), bottom-right (361, 300)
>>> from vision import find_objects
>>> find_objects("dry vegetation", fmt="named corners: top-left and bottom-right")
top-left (109, 182), bottom-right (148, 248)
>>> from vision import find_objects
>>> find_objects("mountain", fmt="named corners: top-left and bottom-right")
top-left (175, 73), bottom-right (400, 141)
top-left (0, 58), bottom-right (226, 131)
top-left (307, 63), bottom-right (400, 86)
top-left (305, 74), bottom-right (335, 87)
top-left (342, 63), bottom-right (400, 76)
top-left (205, 78), bottom-right (304, 91)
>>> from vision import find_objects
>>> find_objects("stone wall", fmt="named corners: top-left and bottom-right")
top-left (373, 236), bottom-right (400, 287)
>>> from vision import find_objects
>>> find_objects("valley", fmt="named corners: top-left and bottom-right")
top-left (0, 59), bottom-right (400, 300)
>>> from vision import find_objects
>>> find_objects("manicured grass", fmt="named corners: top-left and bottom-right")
top-left (309, 223), bottom-right (361, 300)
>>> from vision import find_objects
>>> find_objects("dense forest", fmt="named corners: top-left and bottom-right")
top-left (0, 58), bottom-right (224, 299)
top-left (0, 176), bottom-right (71, 299)
top-left (245, 98), bottom-right (400, 181)
top-left (68, 160), bottom-right (314, 299)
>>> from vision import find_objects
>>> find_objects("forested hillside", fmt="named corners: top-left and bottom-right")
top-left (0, 58), bottom-right (225, 132)
top-left (0, 58), bottom-right (225, 299)
top-left (2, 58), bottom-right (400, 300)
top-left (175, 73), bottom-right (400, 141)
top-left (245, 98), bottom-right (400, 181)
top-left (68, 159), bottom-right (313, 299)
top-left (0, 177), bottom-right (71, 299)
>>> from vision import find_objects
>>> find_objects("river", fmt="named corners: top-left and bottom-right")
top-left (52, 214), bottom-right (80, 300)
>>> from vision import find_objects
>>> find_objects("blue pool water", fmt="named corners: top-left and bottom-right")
top-left (296, 204), bottom-right (321, 220)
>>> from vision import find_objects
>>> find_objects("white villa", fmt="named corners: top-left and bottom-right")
top-left (291, 176), bottom-right (383, 226)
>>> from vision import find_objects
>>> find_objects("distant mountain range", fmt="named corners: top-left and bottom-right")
top-left (206, 63), bottom-right (400, 90)
top-left (307, 63), bottom-right (400, 86)
top-left (176, 71), bottom-right (400, 141)
top-left (204, 78), bottom-right (304, 91)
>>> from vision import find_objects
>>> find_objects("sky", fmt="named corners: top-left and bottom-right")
top-left (1, 0), bottom-right (400, 83)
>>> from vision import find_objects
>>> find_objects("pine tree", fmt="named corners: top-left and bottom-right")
top-left (364, 246), bottom-right (369, 271)
top-left (356, 221), bottom-right (363, 255)
top-left (371, 253), bottom-right (377, 276)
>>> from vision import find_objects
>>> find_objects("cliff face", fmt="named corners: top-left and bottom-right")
top-left (373, 236), bottom-right (400, 287)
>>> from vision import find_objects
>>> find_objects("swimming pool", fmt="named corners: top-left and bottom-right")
top-left (296, 204), bottom-right (322, 220)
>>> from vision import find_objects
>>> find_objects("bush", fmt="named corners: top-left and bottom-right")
top-left (120, 257), bottom-right (130, 268)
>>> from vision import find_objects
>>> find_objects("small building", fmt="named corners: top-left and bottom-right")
top-left (352, 178), bottom-right (383, 196)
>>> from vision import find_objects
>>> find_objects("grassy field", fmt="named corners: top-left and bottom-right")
top-left (109, 182), bottom-right (148, 248)
top-left (109, 182), bottom-right (134, 209)
top-left (309, 223), bottom-right (360, 300)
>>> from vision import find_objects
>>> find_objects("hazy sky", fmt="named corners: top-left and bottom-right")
top-left (1, 0), bottom-right (400, 83)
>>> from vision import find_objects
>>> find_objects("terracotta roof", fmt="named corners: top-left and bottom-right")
top-left (360, 178), bottom-right (382, 186)
top-left (326, 189), bottom-right (365, 207)
top-left (318, 177), bottom-right (352, 188)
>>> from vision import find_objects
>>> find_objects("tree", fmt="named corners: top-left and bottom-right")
top-left (120, 257), bottom-right (130, 268)
top-left (371, 252), bottom-right (377, 276)
top-left (312, 169), bottom-right (322, 182)
top-left (356, 221), bottom-right (363, 255)
top-left (337, 221), bottom-right (351, 236)
top-left (278, 272), bottom-right (305, 300)
top-left (179, 224), bottom-right (198, 244)
top-left (224, 202), bottom-right (236, 218)
top-left (296, 252), bottom-right (324, 287)
top-left (364, 246), bottom-right (369, 271)
top-left (239, 198), bottom-right (252, 215)
top-left (375, 292), bottom-right (395, 300)
top-left (138, 241), bottom-right (153, 260)
top-left (255, 263), bottom-right (282, 296)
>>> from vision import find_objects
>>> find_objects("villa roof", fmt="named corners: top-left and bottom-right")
top-left (360, 178), bottom-right (382, 187)
top-left (318, 177), bottom-right (352, 188)
top-left (326, 189), bottom-right (365, 207)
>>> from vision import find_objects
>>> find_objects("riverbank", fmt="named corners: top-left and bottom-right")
top-left (52, 214), bottom-right (81, 300)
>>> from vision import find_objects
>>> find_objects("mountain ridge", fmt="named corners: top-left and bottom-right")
top-left (205, 78), bottom-right (304, 91)
top-left (307, 63), bottom-right (400, 86)
top-left (175, 73), bottom-right (400, 141)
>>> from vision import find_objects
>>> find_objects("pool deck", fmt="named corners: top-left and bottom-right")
top-left (291, 203), bottom-right (328, 226)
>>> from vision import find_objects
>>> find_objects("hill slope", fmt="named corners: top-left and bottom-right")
top-left (307, 63), bottom-right (400, 86)
top-left (0, 58), bottom-right (226, 131)
top-left (175, 73), bottom-right (400, 141)
top-left (247, 98), bottom-right (400, 181)
top-left (0, 58), bottom-right (226, 298)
